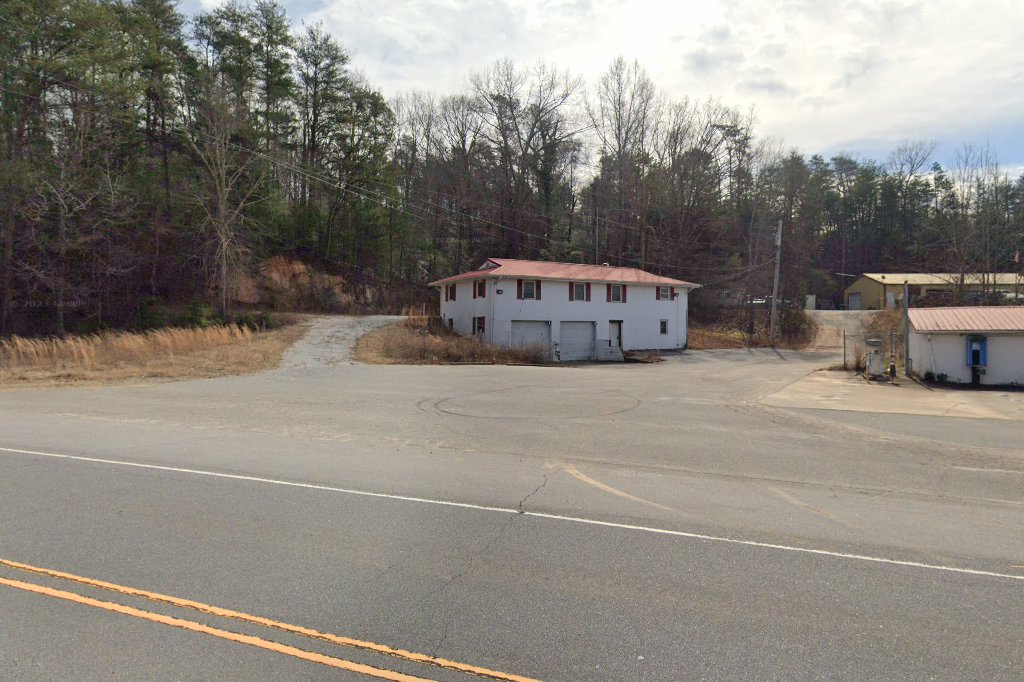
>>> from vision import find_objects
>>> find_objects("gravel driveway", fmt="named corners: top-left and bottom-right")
top-left (278, 315), bottom-right (399, 369)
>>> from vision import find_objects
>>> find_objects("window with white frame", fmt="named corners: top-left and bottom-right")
top-left (657, 286), bottom-right (671, 300)
top-left (472, 316), bottom-right (486, 335)
top-left (609, 284), bottom-right (623, 302)
top-left (446, 284), bottom-right (456, 301)
top-left (474, 280), bottom-right (486, 298)
top-left (522, 280), bottom-right (536, 299)
top-left (660, 319), bottom-right (668, 334)
top-left (572, 282), bottom-right (586, 301)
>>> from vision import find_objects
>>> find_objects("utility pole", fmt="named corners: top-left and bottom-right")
top-left (903, 280), bottom-right (911, 376)
top-left (591, 186), bottom-right (598, 265)
top-left (769, 219), bottom-right (783, 345)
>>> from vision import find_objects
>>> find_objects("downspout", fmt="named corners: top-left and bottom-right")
top-left (490, 277), bottom-right (496, 345)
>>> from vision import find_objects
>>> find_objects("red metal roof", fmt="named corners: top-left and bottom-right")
top-left (428, 258), bottom-right (699, 288)
top-left (908, 306), bottom-right (1024, 332)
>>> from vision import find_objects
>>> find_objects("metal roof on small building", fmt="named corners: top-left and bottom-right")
top-left (859, 273), bottom-right (1021, 286)
top-left (429, 258), bottom-right (698, 288)
top-left (908, 306), bottom-right (1024, 333)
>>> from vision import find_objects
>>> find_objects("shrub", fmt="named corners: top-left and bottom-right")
top-left (229, 310), bottom-right (277, 331)
top-left (138, 297), bottom-right (170, 329)
top-left (183, 300), bottom-right (215, 328)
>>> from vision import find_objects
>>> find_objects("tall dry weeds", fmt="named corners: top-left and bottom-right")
top-left (357, 322), bottom-right (547, 365)
top-left (0, 325), bottom-right (253, 372)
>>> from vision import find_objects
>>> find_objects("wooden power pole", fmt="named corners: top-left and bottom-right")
top-left (769, 220), bottom-right (783, 345)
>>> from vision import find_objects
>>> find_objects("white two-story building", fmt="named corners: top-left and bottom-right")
top-left (429, 258), bottom-right (699, 361)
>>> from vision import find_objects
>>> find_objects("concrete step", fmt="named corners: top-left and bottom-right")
top-left (596, 346), bottom-right (625, 362)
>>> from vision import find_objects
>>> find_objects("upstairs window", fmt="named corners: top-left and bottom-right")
top-left (473, 280), bottom-right (486, 298)
top-left (607, 284), bottom-right (626, 302)
top-left (569, 282), bottom-right (590, 301)
top-left (445, 284), bottom-right (457, 301)
top-left (517, 279), bottom-right (541, 300)
top-left (657, 286), bottom-right (671, 300)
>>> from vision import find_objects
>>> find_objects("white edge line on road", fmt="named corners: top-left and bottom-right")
top-left (2, 446), bottom-right (1022, 583)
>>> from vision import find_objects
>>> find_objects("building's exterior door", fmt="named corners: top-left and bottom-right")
top-left (609, 321), bottom-right (622, 348)
top-left (847, 293), bottom-right (861, 310)
top-left (510, 320), bottom-right (551, 354)
top-left (559, 321), bottom-right (596, 361)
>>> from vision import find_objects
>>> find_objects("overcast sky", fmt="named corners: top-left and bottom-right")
top-left (183, 0), bottom-right (1024, 172)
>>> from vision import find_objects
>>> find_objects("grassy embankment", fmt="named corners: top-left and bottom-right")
top-left (0, 319), bottom-right (307, 385)
top-left (356, 316), bottom-right (547, 365)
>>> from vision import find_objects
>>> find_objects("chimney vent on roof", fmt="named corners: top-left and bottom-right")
top-left (602, 262), bottom-right (609, 266)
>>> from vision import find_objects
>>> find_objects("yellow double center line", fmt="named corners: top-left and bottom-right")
top-left (0, 557), bottom-right (540, 682)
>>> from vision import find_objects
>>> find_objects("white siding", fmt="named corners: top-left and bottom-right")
top-left (908, 329), bottom-right (1024, 385)
top-left (439, 276), bottom-right (691, 359)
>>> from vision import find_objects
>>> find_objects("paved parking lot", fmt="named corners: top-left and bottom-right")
top-left (0, 316), bottom-right (1021, 680)
top-left (763, 369), bottom-right (1024, 420)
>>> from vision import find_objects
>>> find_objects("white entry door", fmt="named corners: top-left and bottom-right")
top-left (559, 321), bottom-right (595, 361)
top-left (609, 321), bottom-right (622, 348)
top-left (847, 293), bottom-right (861, 310)
top-left (510, 320), bottom-right (551, 353)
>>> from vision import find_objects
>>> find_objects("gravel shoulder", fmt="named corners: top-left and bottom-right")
top-left (278, 315), bottom-right (400, 369)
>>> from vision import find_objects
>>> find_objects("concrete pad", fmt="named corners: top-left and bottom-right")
top-left (761, 370), bottom-right (1024, 421)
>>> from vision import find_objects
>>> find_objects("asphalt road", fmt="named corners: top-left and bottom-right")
top-left (1, 316), bottom-right (1021, 680)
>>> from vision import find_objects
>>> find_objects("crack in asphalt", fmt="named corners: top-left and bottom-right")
top-left (429, 471), bottom-right (554, 658)
top-left (518, 472), bottom-right (552, 514)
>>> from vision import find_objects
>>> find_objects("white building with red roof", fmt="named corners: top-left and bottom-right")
top-left (907, 306), bottom-right (1024, 385)
top-left (429, 259), bottom-right (699, 361)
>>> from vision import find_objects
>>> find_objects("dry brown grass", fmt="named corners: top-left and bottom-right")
top-left (0, 322), bottom-right (307, 386)
top-left (687, 325), bottom-right (750, 349)
top-left (356, 318), bottom-right (548, 365)
top-left (688, 321), bottom-right (814, 350)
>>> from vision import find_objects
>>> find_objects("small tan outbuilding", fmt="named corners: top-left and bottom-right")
top-left (844, 273), bottom-right (1022, 310)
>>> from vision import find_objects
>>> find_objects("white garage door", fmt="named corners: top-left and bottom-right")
top-left (511, 320), bottom-right (551, 354)
top-left (559, 321), bottom-right (595, 361)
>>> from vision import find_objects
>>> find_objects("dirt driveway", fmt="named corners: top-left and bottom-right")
top-left (278, 315), bottom-right (399, 369)
top-left (806, 310), bottom-right (877, 349)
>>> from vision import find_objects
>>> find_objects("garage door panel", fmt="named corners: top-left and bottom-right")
top-left (559, 321), bottom-right (595, 361)
top-left (511, 321), bottom-right (551, 355)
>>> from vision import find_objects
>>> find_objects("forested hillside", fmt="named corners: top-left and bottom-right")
top-left (2, 0), bottom-right (1022, 336)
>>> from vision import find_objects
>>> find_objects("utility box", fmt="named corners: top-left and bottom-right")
top-left (865, 337), bottom-right (885, 378)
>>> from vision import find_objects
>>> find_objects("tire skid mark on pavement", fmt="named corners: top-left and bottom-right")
top-left (0, 558), bottom-right (542, 682)
top-left (2, 446), bottom-right (1023, 583)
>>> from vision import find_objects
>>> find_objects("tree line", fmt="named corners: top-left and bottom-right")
top-left (2, 0), bottom-right (1022, 336)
